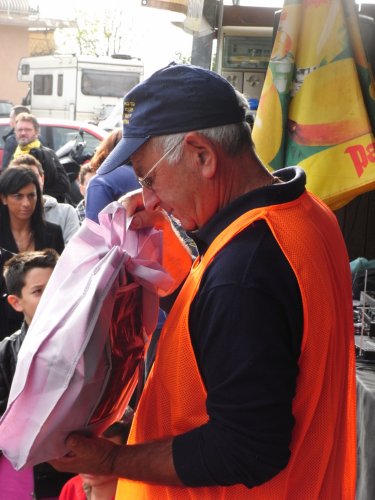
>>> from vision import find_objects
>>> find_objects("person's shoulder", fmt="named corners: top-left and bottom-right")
top-left (0, 325), bottom-right (26, 353)
top-left (30, 145), bottom-right (60, 163)
top-left (45, 199), bottom-right (79, 222)
top-left (0, 329), bottom-right (21, 344)
top-left (43, 195), bottom-right (58, 208)
top-left (44, 220), bottom-right (64, 239)
top-left (58, 203), bottom-right (80, 230)
top-left (38, 144), bottom-right (55, 155)
top-left (4, 131), bottom-right (16, 144)
top-left (45, 219), bottom-right (63, 231)
top-left (59, 202), bottom-right (78, 215)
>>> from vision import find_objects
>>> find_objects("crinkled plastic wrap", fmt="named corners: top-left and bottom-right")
top-left (0, 202), bottom-right (185, 470)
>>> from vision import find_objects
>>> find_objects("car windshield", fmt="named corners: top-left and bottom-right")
top-left (0, 101), bottom-right (12, 118)
top-left (0, 124), bottom-right (12, 147)
top-left (40, 125), bottom-right (102, 156)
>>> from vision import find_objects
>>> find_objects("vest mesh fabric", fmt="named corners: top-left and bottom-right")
top-left (117, 192), bottom-right (356, 500)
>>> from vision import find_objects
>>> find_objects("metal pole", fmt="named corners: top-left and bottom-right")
top-left (191, 0), bottom-right (221, 69)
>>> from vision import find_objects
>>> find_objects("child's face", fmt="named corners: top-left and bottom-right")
top-left (12, 267), bottom-right (54, 325)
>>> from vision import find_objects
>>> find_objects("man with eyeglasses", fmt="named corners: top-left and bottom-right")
top-left (51, 64), bottom-right (356, 499)
top-left (13, 113), bottom-right (71, 204)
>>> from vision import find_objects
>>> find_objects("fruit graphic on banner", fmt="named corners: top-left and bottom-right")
top-left (252, 0), bottom-right (375, 211)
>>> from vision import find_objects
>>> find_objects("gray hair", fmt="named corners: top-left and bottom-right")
top-left (152, 122), bottom-right (252, 164)
top-left (151, 89), bottom-right (252, 164)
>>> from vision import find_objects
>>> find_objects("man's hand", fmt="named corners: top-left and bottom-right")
top-left (119, 188), bottom-right (170, 230)
top-left (118, 188), bottom-right (143, 218)
top-left (50, 433), bottom-right (183, 486)
top-left (49, 432), bottom-right (120, 476)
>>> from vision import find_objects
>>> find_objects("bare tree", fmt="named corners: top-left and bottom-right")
top-left (56, 7), bottom-right (127, 57)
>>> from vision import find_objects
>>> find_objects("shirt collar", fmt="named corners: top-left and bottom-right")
top-left (190, 167), bottom-right (306, 254)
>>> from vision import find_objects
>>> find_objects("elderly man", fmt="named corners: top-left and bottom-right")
top-left (51, 64), bottom-right (356, 499)
top-left (13, 112), bottom-right (71, 203)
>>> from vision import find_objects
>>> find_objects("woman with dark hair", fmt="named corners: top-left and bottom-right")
top-left (0, 166), bottom-right (64, 339)
top-left (85, 128), bottom-right (139, 223)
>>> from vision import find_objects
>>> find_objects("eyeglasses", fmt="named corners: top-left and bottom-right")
top-left (16, 127), bottom-right (35, 133)
top-left (138, 143), bottom-right (180, 190)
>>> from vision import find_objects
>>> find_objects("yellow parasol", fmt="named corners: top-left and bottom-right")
top-left (252, 0), bottom-right (375, 210)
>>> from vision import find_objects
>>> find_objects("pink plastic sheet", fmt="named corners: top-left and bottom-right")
top-left (0, 202), bottom-right (178, 470)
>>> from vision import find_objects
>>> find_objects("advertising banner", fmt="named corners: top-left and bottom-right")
top-left (252, 0), bottom-right (375, 210)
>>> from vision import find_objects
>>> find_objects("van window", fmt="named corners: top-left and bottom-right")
top-left (49, 126), bottom-right (103, 155)
top-left (81, 69), bottom-right (140, 98)
top-left (57, 74), bottom-right (63, 96)
top-left (21, 64), bottom-right (30, 75)
top-left (34, 74), bottom-right (53, 95)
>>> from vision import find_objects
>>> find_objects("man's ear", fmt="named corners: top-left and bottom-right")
top-left (184, 132), bottom-right (217, 179)
top-left (7, 294), bottom-right (23, 313)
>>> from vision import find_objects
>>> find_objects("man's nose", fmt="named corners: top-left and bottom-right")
top-left (143, 188), bottom-right (160, 212)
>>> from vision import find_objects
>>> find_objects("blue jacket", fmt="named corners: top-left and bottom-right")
top-left (85, 164), bottom-right (139, 223)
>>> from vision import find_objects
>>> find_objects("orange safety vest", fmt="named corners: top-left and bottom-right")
top-left (117, 191), bottom-right (356, 499)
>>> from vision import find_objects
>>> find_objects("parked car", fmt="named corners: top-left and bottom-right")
top-left (0, 117), bottom-right (108, 168)
top-left (0, 100), bottom-right (13, 118)
top-left (98, 99), bottom-right (122, 131)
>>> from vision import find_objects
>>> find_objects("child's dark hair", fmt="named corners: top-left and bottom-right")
top-left (3, 248), bottom-right (59, 297)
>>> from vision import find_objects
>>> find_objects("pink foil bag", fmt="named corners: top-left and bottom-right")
top-left (0, 202), bottom-right (181, 470)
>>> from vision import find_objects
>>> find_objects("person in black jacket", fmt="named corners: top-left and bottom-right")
top-left (0, 249), bottom-right (74, 499)
top-left (0, 166), bottom-right (64, 339)
top-left (12, 112), bottom-right (71, 203)
top-left (1, 105), bottom-right (30, 170)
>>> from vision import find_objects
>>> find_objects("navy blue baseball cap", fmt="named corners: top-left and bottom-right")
top-left (98, 63), bottom-right (246, 175)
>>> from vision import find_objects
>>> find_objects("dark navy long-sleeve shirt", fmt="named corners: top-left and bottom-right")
top-left (173, 167), bottom-right (305, 489)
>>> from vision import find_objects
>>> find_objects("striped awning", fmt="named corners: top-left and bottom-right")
top-left (0, 0), bottom-right (37, 15)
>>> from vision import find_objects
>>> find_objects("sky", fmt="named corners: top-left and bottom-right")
top-left (31, 0), bottom-right (193, 77)
top-left (30, 0), bottom-right (375, 77)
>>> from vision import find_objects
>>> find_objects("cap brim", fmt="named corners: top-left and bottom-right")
top-left (97, 136), bottom-right (148, 175)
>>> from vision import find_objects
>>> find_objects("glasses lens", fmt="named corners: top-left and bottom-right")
top-left (138, 176), bottom-right (152, 189)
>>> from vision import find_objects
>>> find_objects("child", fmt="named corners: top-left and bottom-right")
top-left (0, 248), bottom-right (74, 499)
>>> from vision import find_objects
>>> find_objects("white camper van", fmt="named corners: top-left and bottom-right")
top-left (18, 54), bottom-right (144, 123)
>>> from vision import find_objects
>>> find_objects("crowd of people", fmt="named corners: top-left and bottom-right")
top-left (0, 63), bottom-right (356, 499)
top-left (0, 108), bottom-right (141, 497)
